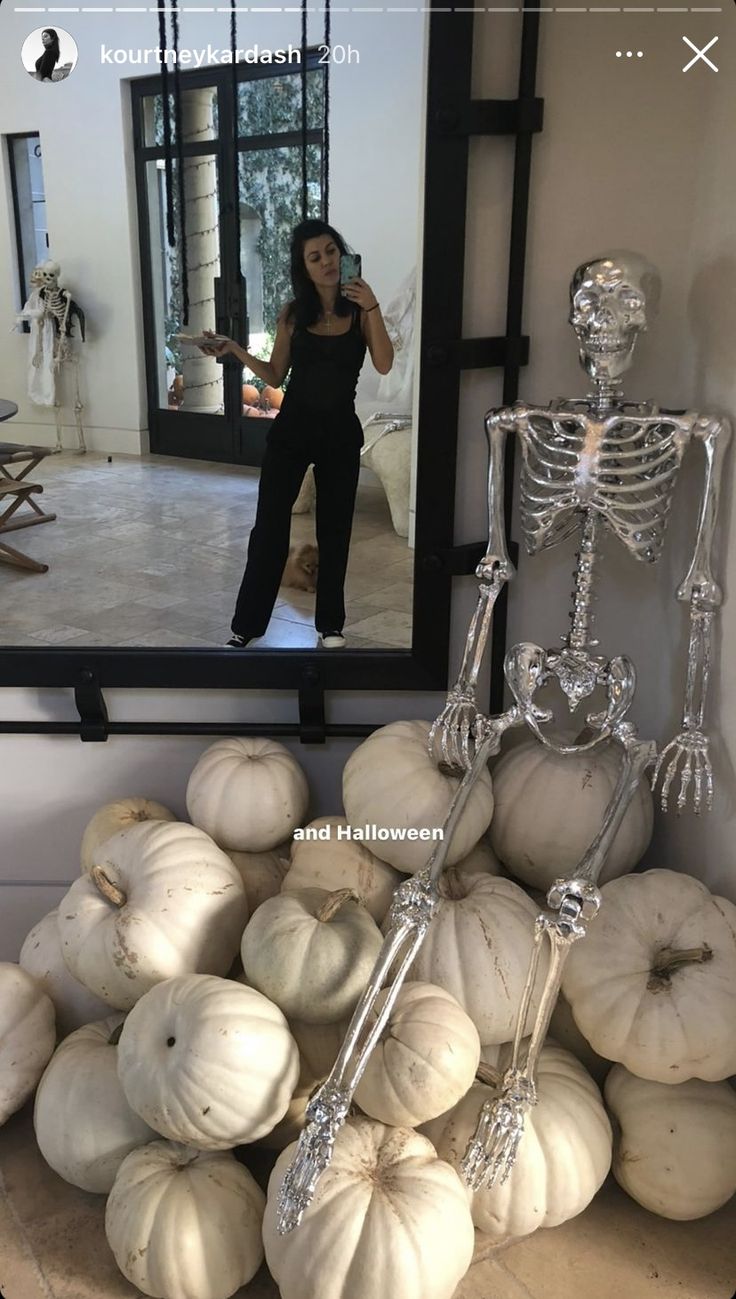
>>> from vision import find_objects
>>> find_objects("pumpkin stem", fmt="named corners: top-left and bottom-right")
top-left (316, 888), bottom-right (361, 922)
top-left (647, 943), bottom-right (713, 990)
top-left (108, 1021), bottom-right (125, 1046)
top-left (91, 866), bottom-right (127, 909)
top-left (438, 867), bottom-right (466, 901)
top-left (475, 1062), bottom-right (503, 1088)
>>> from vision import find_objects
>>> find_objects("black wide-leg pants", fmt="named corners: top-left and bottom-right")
top-left (231, 403), bottom-right (364, 637)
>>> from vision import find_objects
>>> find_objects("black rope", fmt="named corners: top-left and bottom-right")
top-left (171, 0), bottom-right (189, 325)
top-left (231, 0), bottom-right (242, 301)
top-left (158, 7), bottom-right (175, 247)
top-left (323, 0), bottom-right (330, 219)
top-left (300, 2), bottom-right (308, 219)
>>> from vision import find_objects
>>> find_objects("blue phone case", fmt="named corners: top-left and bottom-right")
top-left (340, 254), bottom-right (362, 283)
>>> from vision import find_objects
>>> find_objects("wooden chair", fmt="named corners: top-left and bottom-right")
top-left (0, 479), bottom-right (50, 572)
top-left (0, 441), bottom-right (57, 573)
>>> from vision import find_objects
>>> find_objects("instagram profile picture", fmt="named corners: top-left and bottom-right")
top-left (21, 28), bottom-right (79, 83)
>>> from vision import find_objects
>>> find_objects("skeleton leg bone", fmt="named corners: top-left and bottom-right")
top-left (70, 354), bottom-right (87, 454)
top-left (461, 733), bottom-right (656, 1191)
top-left (277, 710), bottom-right (522, 1234)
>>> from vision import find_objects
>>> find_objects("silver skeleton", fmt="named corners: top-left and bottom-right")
top-left (17, 260), bottom-right (87, 453)
top-left (276, 251), bottom-right (730, 1232)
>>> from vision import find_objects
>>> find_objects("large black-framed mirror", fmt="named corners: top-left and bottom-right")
top-left (0, 4), bottom-right (541, 707)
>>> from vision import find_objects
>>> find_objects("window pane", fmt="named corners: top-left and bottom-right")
top-left (237, 68), bottom-right (324, 137)
top-left (142, 84), bottom-right (219, 148)
top-left (145, 156), bottom-right (225, 415)
top-left (239, 143), bottom-right (321, 344)
top-left (9, 136), bottom-right (48, 302)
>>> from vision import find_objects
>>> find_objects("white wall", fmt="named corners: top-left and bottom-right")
top-left (1, 10), bottom-right (735, 959)
top-left (0, 8), bottom-right (426, 451)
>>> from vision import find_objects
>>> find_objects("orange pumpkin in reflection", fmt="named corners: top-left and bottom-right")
top-left (263, 386), bottom-right (284, 410)
top-left (242, 384), bottom-right (260, 407)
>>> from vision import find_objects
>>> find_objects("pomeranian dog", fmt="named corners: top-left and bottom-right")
top-left (282, 542), bottom-right (319, 593)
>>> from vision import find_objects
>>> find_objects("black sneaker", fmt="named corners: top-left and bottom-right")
top-left (319, 631), bottom-right (346, 649)
top-left (225, 633), bottom-right (253, 648)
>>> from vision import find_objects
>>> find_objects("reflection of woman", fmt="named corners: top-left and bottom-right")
top-left (202, 219), bottom-right (394, 649)
top-left (34, 29), bottom-right (61, 80)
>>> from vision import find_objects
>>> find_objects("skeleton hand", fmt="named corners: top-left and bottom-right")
top-left (652, 729), bottom-right (713, 814)
top-left (428, 686), bottom-right (482, 773)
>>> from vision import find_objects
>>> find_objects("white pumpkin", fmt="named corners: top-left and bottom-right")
top-left (562, 869), bottom-right (736, 1083)
top-left (605, 1065), bottom-right (736, 1220)
top-left (186, 737), bottom-right (309, 852)
top-left (241, 887), bottom-right (383, 1024)
top-left (283, 816), bottom-right (402, 921)
top-left (422, 1042), bottom-right (612, 1240)
top-left (454, 835), bottom-right (503, 879)
top-left (0, 964), bottom-right (56, 1126)
top-left (20, 908), bottom-right (110, 1038)
top-left (548, 991), bottom-right (611, 1087)
top-left (229, 845), bottom-right (290, 913)
top-left (106, 1140), bottom-right (265, 1299)
top-left (354, 982), bottom-right (480, 1126)
top-left (34, 1015), bottom-right (156, 1192)
top-left (58, 821), bottom-right (248, 1011)
top-left (489, 736), bottom-right (653, 889)
top-left (408, 871), bottom-right (549, 1044)
top-left (262, 1117), bottom-right (475, 1299)
top-left (117, 974), bottom-right (299, 1148)
top-left (342, 720), bottom-right (494, 873)
top-left (80, 797), bottom-right (177, 872)
top-left (259, 1018), bottom-right (347, 1150)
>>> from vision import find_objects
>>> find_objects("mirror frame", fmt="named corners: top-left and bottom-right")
top-left (0, 4), bottom-right (541, 709)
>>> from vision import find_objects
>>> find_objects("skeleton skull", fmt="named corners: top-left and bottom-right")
top-left (30, 260), bottom-right (61, 291)
top-left (569, 251), bottom-right (660, 383)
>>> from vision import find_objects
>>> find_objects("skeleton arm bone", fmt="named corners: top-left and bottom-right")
top-left (428, 409), bottom-right (517, 771)
top-left (654, 415), bottom-right (732, 813)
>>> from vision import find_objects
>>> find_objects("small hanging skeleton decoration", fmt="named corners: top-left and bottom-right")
top-left (16, 260), bottom-right (87, 453)
top-left (276, 250), bottom-right (731, 1232)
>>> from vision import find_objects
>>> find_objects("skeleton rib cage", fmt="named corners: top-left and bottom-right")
top-left (516, 406), bottom-right (690, 562)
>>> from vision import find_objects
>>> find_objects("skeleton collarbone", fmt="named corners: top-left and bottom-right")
top-left (513, 399), bottom-right (694, 562)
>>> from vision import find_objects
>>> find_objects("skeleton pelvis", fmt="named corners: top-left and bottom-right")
top-left (503, 642), bottom-right (637, 751)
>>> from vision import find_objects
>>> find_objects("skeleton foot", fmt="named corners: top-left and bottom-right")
top-left (276, 1081), bottom-right (351, 1233)
top-left (653, 730), bottom-right (713, 814)
top-left (461, 1069), bottom-right (536, 1191)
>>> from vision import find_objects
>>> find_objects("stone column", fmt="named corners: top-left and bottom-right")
top-left (179, 87), bottom-right (222, 415)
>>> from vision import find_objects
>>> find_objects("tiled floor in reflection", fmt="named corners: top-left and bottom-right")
top-left (0, 451), bottom-right (413, 648)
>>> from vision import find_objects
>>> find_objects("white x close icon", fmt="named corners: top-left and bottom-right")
top-left (682, 35), bottom-right (719, 72)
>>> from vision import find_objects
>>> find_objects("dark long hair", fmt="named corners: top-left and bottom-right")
top-left (35, 29), bottom-right (60, 79)
top-left (286, 219), bottom-right (356, 331)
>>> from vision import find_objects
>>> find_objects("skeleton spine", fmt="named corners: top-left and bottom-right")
top-left (567, 510), bottom-right (599, 651)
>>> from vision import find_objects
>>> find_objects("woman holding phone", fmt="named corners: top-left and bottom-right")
top-left (201, 218), bottom-right (393, 649)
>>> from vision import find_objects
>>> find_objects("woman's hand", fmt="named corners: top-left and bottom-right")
top-left (341, 277), bottom-right (379, 313)
top-left (199, 330), bottom-right (236, 357)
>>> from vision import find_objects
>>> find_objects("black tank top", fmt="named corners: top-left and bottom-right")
top-left (281, 306), bottom-right (366, 414)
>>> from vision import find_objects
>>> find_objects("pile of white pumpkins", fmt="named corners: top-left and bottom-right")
top-left (2, 720), bottom-right (736, 1299)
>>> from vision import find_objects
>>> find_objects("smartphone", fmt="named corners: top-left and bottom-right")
top-left (340, 253), bottom-right (362, 285)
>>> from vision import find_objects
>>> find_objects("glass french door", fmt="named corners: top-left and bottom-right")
top-left (132, 59), bottom-right (324, 467)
